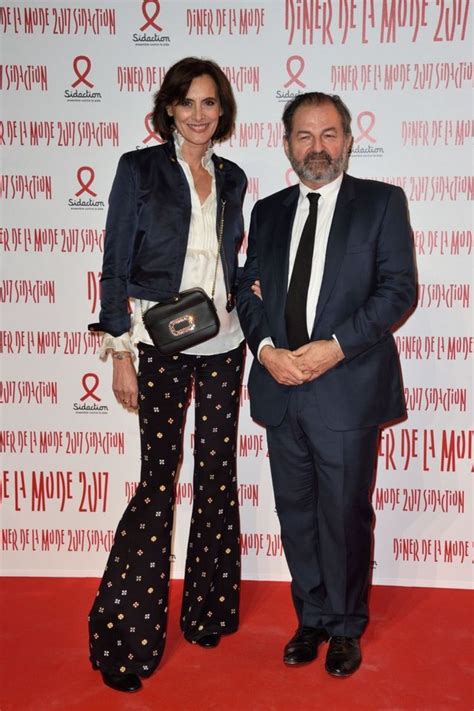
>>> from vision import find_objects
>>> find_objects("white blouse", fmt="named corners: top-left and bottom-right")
top-left (100, 133), bottom-right (244, 359)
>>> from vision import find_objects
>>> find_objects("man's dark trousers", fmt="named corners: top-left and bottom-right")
top-left (267, 382), bottom-right (379, 638)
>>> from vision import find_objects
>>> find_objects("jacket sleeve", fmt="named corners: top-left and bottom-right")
top-left (334, 186), bottom-right (417, 361)
top-left (236, 202), bottom-right (273, 357)
top-left (89, 153), bottom-right (137, 336)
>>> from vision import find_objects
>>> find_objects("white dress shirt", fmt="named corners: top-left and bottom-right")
top-left (101, 132), bottom-right (243, 359)
top-left (257, 172), bottom-right (343, 360)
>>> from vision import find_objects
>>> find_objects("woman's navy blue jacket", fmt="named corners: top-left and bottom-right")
top-left (91, 140), bottom-right (247, 337)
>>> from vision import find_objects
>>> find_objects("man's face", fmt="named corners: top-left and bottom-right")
top-left (284, 102), bottom-right (352, 189)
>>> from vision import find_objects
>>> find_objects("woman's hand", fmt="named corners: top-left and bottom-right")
top-left (112, 358), bottom-right (138, 409)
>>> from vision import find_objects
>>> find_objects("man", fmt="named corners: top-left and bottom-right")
top-left (237, 93), bottom-right (416, 677)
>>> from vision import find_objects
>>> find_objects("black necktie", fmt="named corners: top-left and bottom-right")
top-left (285, 192), bottom-right (321, 350)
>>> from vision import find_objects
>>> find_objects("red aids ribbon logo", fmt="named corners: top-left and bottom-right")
top-left (72, 56), bottom-right (94, 88)
top-left (143, 112), bottom-right (163, 144)
top-left (80, 373), bottom-right (101, 402)
top-left (354, 111), bottom-right (377, 144)
top-left (140, 0), bottom-right (162, 31)
top-left (284, 56), bottom-right (306, 88)
top-left (75, 167), bottom-right (97, 197)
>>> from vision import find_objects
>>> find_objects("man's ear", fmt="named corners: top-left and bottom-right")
top-left (283, 136), bottom-right (290, 160)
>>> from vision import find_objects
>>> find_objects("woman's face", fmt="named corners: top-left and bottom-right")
top-left (167, 74), bottom-right (222, 147)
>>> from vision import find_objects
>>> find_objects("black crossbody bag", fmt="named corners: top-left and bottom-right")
top-left (143, 201), bottom-right (225, 355)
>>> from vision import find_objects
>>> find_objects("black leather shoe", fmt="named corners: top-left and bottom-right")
top-left (325, 636), bottom-right (361, 677)
top-left (283, 627), bottom-right (328, 666)
top-left (194, 633), bottom-right (221, 648)
top-left (100, 670), bottom-right (142, 692)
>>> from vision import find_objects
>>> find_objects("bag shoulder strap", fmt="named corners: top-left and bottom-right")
top-left (210, 199), bottom-right (226, 301)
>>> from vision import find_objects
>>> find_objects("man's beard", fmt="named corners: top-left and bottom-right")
top-left (288, 147), bottom-right (348, 184)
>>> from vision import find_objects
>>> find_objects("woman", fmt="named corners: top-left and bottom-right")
top-left (88, 57), bottom-right (247, 693)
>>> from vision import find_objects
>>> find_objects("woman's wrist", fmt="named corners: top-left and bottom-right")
top-left (111, 351), bottom-right (132, 361)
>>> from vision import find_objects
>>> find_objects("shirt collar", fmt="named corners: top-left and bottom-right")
top-left (173, 131), bottom-right (214, 170)
top-left (298, 172), bottom-right (343, 203)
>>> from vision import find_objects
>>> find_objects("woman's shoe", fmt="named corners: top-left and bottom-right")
top-left (100, 670), bottom-right (142, 693)
top-left (195, 633), bottom-right (221, 648)
top-left (92, 661), bottom-right (142, 692)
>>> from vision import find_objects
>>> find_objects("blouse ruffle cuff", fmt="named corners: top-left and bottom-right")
top-left (99, 332), bottom-right (136, 361)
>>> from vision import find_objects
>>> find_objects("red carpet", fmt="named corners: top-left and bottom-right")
top-left (0, 579), bottom-right (472, 710)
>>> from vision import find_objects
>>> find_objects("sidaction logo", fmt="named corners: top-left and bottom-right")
top-left (132, 0), bottom-right (171, 46)
top-left (64, 56), bottom-right (102, 102)
top-left (275, 55), bottom-right (306, 102)
top-left (73, 373), bottom-right (109, 414)
top-left (68, 167), bottom-right (105, 210)
top-left (137, 112), bottom-right (165, 149)
top-left (351, 112), bottom-right (385, 158)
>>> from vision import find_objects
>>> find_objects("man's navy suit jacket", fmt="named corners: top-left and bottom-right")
top-left (237, 173), bottom-right (417, 431)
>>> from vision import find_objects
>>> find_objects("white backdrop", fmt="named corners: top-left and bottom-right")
top-left (1, 0), bottom-right (472, 588)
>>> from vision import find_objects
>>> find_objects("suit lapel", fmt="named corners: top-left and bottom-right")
top-left (312, 173), bottom-right (355, 331)
top-left (213, 154), bottom-right (226, 202)
top-left (272, 187), bottom-right (299, 343)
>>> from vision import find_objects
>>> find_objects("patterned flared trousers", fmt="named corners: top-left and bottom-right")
top-left (89, 341), bottom-right (244, 676)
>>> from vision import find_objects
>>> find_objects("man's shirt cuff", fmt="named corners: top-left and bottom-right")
top-left (257, 337), bottom-right (275, 363)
